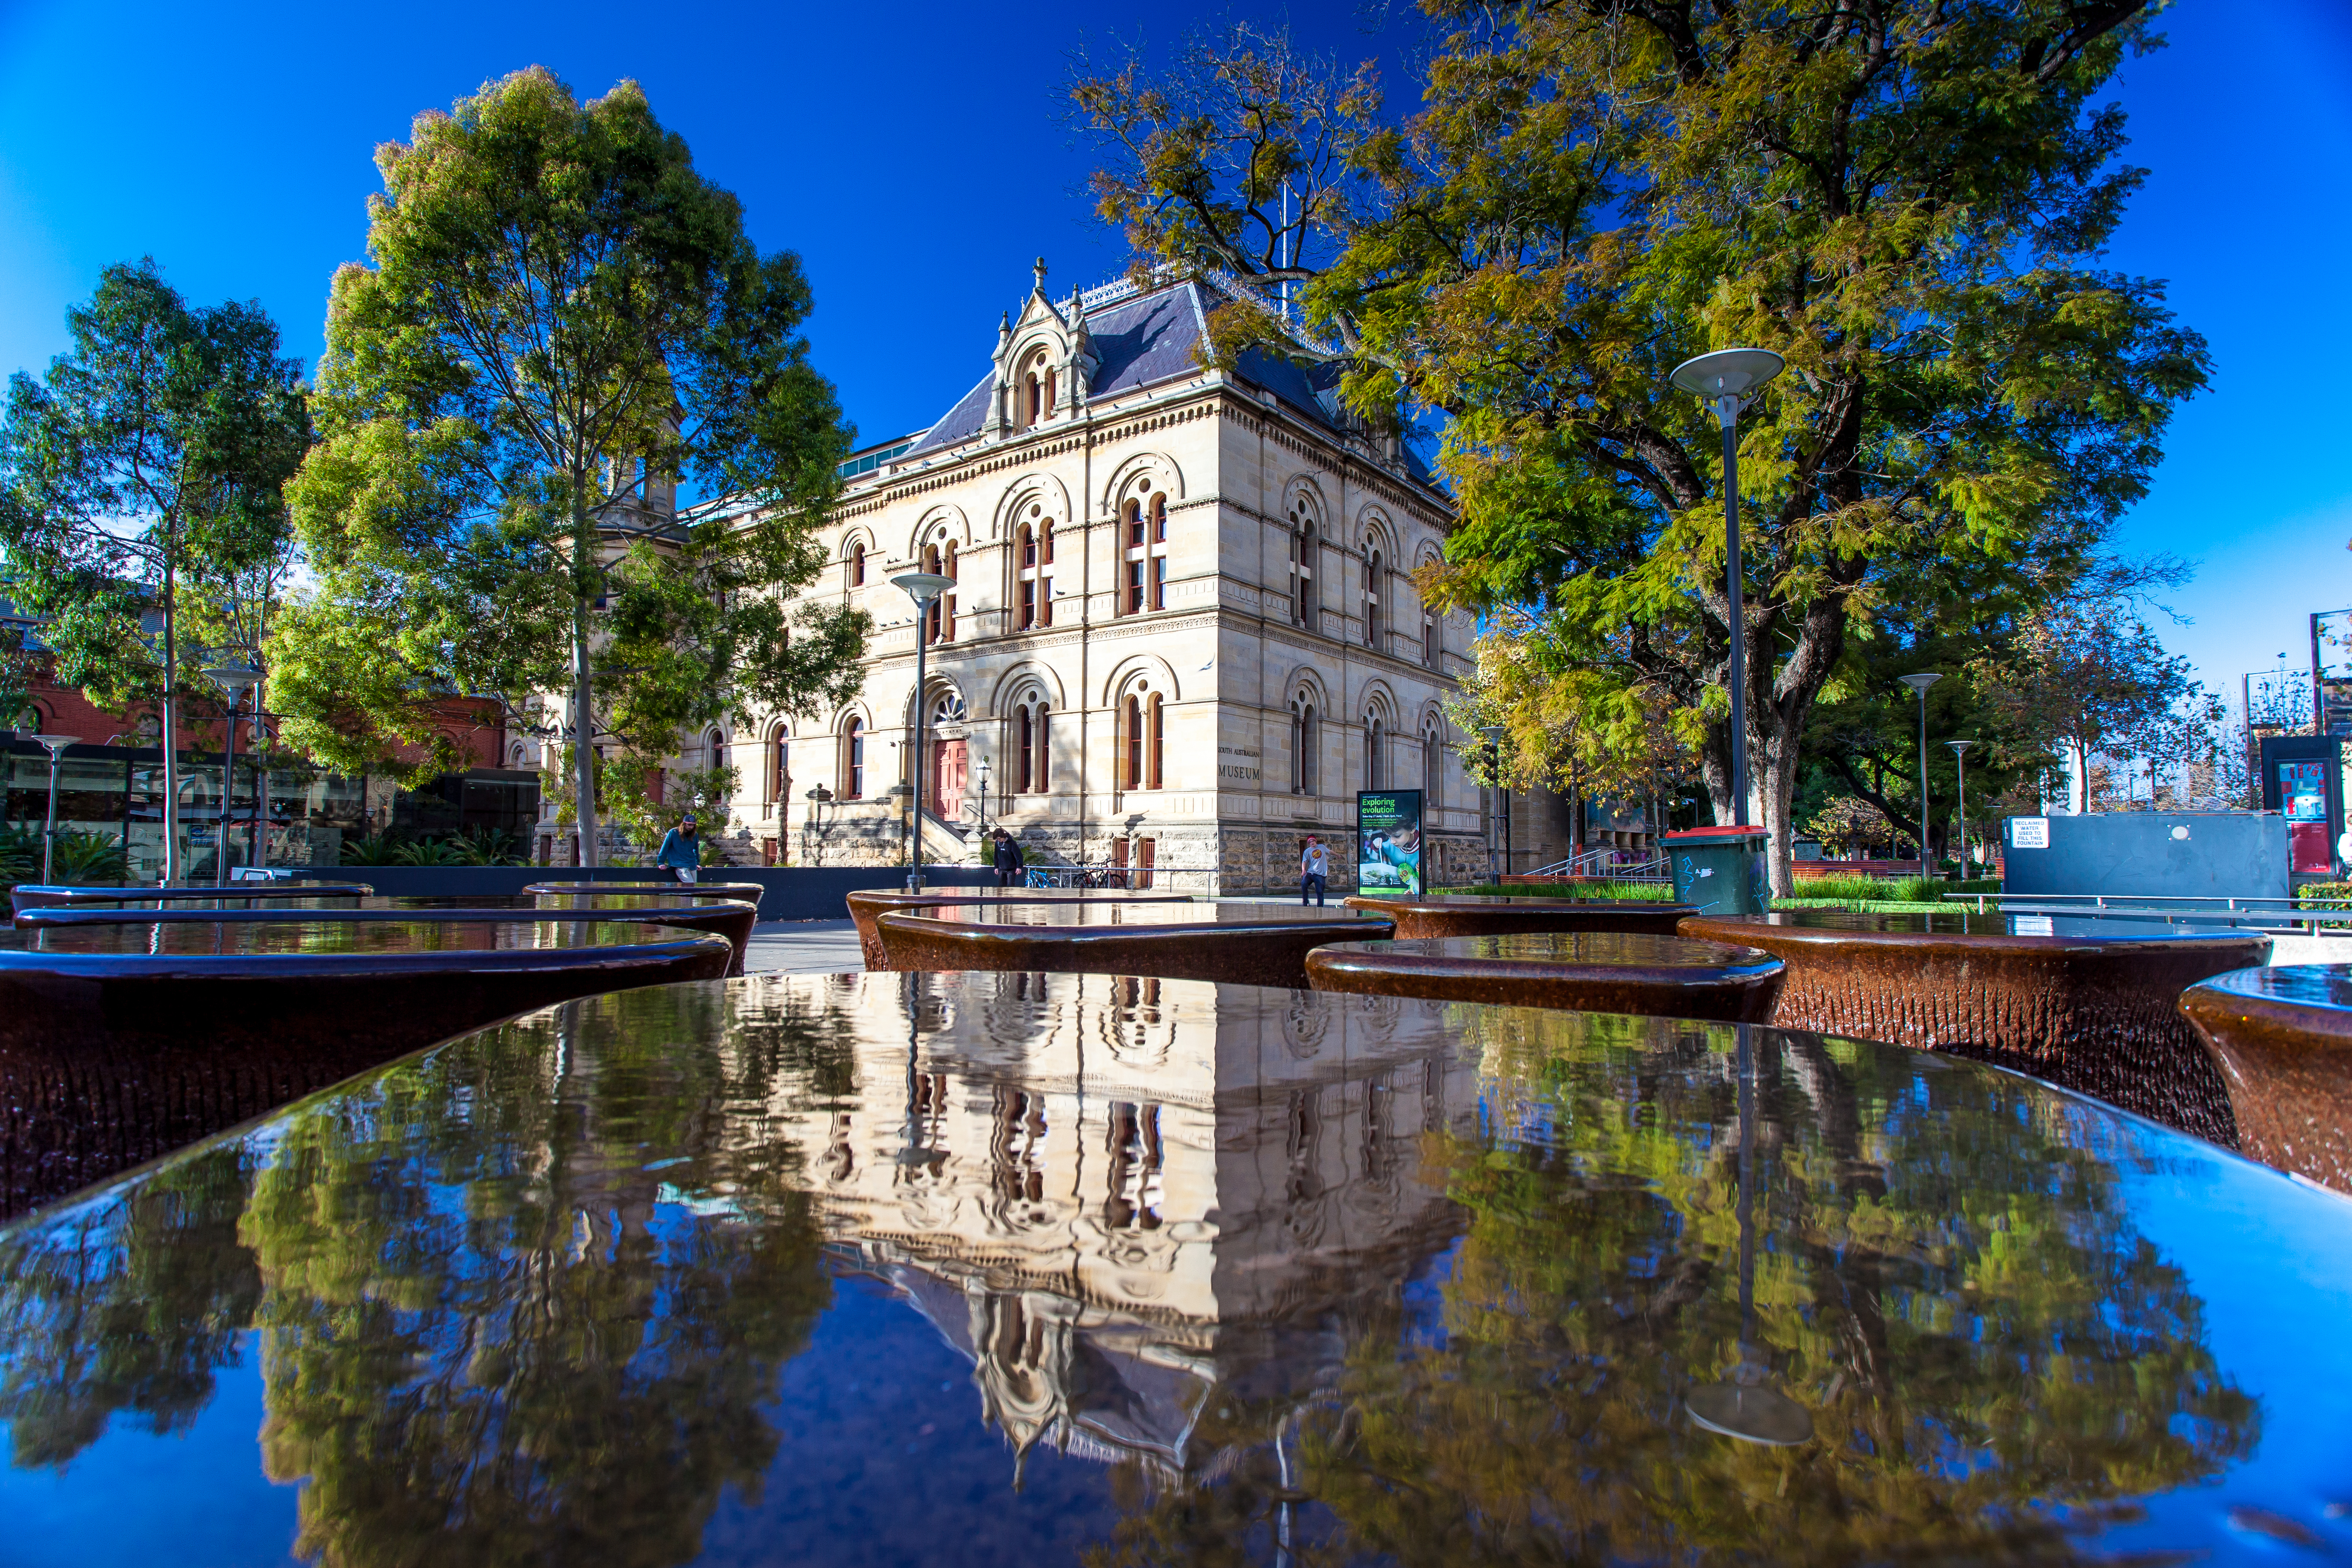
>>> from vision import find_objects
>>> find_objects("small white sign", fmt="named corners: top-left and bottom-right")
top-left (2011, 817), bottom-right (2050, 849)
top-left (2012, 914), bottom-right (2055, 936)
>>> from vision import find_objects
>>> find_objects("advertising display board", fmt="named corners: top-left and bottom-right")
top-left (2258, 734), bottom-right (2346, 883)
top-left (1357, 790), bottom-right (1424, 895)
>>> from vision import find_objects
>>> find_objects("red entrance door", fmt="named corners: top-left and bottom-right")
top-left (930, 738), bottom-right (967, 819)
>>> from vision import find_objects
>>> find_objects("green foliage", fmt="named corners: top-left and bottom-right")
top-left (386, 835), bottom-right (466, 866)
top-left (2294, 882), bottom-right (2352, 912)
top-left (0, 259), bottom-right (310, 884)
top-left (272, 68), bottom-right (867, 824)
top-left (1078, 2), bottom-right (2206, 881)
top-left (0, 825), bottom-right (36, 886)
top-left (48, 831), bottom-right (128, 883)
top-left (336, 832), bottom-right (400, 866)
top-left (1445, 879), bottom-right (1673, 901)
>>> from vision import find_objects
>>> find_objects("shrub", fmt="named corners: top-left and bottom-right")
top-left (50, 831), bottom-right (128, 884)
top-left (340, 833), bottom-right (402, 866)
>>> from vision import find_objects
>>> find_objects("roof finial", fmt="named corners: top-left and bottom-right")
top-left (1033, 256), bottom-right (1048, 293)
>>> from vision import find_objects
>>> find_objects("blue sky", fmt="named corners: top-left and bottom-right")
top-left (1, 0), bottom-right (2346, 702)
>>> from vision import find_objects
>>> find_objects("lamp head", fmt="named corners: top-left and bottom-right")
top-left (1946, 739), bottom-right (1974, 756)
top-left (27, 733), bottom-right (75, 759)
top-left (891, 571), bottom-right (957, 608)
top-left (1898, 672), bottom-right (1943, 696)
top-left (1480, 724), bottom-right (1507, 743)
top-left (1669, 348), bottom-right (1786, 401)
top-left (202, 663), bottom-right (261, 700)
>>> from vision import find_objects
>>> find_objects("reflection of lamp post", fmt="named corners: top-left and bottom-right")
top-left (891, 571), bottom-right (957, 893)
top-left (1481, 724), bottom-right (1507, 883)
top-left (1947, 740), bottom-right (1974, 870)
top-left (202, 663), bottom-right (261, 887)
top-left (1669, 348), bottom-right (1786, 825)
top-left (28, 734), bottom-right (76, 883)
top-left (803, 782), bottom-right (832, 867)
top-left (1687, 1024), bottom-right (1814, 1447)
top-left (974, 755), bottom-right (990, 836)
top-left (1899, 672), bottom-right (1942, 874)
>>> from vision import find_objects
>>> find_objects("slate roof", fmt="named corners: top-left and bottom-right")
top-left (898, 279), bottom-right (1438, 489)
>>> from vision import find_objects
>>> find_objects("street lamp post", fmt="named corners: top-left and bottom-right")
top-left (1947, 740), bottom-right (1974, 872)
top-left (975, 756), bottom-right (991, 837)
top-left (891, 572), bottom-right (957, 893)
top-left (803, 783), bottom-right (833, 866)
top-left (1669, 348), bottom-right (1786, 827)
top-left (202, 662), bottom-right (261, 887)
top-left (1899, 672), bottom-right (1943, 875)
top-left (27, 734), bottom-right (77, 883)
top-left (1480, 724), bottom-right (1507, 884)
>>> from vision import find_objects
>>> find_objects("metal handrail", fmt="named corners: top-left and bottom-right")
top-left (1524, 848), bottom-right (1670, 882)
top-left (1950, 889), bottom-right (2352, 933)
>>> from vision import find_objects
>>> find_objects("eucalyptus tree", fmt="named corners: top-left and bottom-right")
top-left (277, 67), bottom-right (865, 863)
top-left (0, 260), bottom-right (309, 881)
top-left (1077, 1), bottom-right (2208, 890)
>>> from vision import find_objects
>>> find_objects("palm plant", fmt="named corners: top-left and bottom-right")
top-left (49, 831), bottom-right (128, 884)
top-left (338, 833), bottom-right (403, 866)
top-left (389, 836), bottom-right (467, 866)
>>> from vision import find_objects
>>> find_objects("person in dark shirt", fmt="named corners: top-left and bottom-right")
top-left (991, 828), bottom-right (1026, 888)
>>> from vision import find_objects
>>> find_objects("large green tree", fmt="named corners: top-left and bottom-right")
top-left (0, 260), bottom-right (309, 881)
top-left (1077, 2), bottom-right (2207, 891)
top-left (276, 67), bottom-right (866, 863)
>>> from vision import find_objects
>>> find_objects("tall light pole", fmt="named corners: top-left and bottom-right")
top-left (1947, 740), bottom-right (1974, 872)
top-left (1480, 724), bottom-right (1507, 883)
top-left (1669, 348), bottom-right (1786, 826)
top-left (202, 662), bottom-right (261, 886)
top-left (27, 734), bottom-right (76, 883)
top-left (892, 572), bottom-right (956, 893)
top-left (1899, 672), bottom-right (1942, 874)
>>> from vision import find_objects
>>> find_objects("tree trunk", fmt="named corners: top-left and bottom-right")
top-left (570, 509), bottom-right (601, 869)
top-left (160, 552), bottom-right (181, 884)
top-left (2069, 739), bottom-right (2091, 814)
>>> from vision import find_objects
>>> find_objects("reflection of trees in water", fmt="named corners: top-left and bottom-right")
top-left (0, 980), bottom-right (855, 1568)
top-left (0, 1146), bottom-right (260, 1468)
top-left (240, 982), bottom-right (841, 1568)
top-left (1089, 1013), bottom-right (2258, 1566)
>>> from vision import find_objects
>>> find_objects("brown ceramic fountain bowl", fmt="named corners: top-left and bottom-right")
top-left (0, 917), bottom-right (731, 1218)
top-left (845, 886), bottom-right (1197, 970)
top-left (1306, 931), bottom-right (1785, 1023)
top-left (2179, 965), bottom-right (2352, 1195)
top-left (18, 892), bottom-right (761, 977)
top-left (1342, 893), bottom-right (1697, 939)
top-left (1681, 909), bottom-right (2269, 1145)
top-left (872, 900), bottom-right (1391, 988)
top-left (524, 879), bottom-right (767, 906)
top-left (8, 879), bottom-right (374, 911)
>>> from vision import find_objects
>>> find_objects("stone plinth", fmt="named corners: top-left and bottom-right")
top-left (1343, 893), bottom-right (1696, 939)
top-left (1307, 931), bottom-right (1784, 1023)
top-left (872, 899), bottom-right (1391, 987)
top-left (0, 917), bottom-right (730, 1216)
top-left (1682, 909), bottom-right (2267, 1144)
top-left (2180, 964), bottom-right (2352, 1194)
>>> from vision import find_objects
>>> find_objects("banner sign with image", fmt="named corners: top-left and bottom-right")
top-left (1357, 790), bottom-right (1424, 895)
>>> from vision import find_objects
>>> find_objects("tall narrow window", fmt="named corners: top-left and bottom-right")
top-left (1124, 694), bottom-right (1144, 789)
top-left (849, 542), bottom-right (865, 587)
top-left (1016, 705), bottom-right (1034, 793)
top-left (920, 540), bottom-right (957, 645)
top-left (1147, 693), bottom-right (1164, 790)
top-left (1366, 718), bottom-right (1384, 791)
top-left (1289, 508), bottom-right (1317, 628)
top-left (1044, 368), bottom-right (1057, 413)
top-left (1039, 521), bottom-right (1055, 627)
top-left (1121, 489), bottom-right (1170, 616)
top-left (771, 730), bottom-right (788, 804)
top-left (1017, 525), bottom-right (1036, 630)
top-left (1423, 598), bottom-right (1439, 667)
top-left (1423, 725), bottom-right (1441, 805)
top-left (1033, 702), bottom-right (1050, 791)
top-left (1291, 697), bottom-right (1317, 794)
top-left (1363, 550), bottom-right (1382, 648)
top-left (844, 719), bottom-right (864, 798)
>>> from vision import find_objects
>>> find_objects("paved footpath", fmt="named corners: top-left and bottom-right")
top-left (743, 919), bottom-right (866, 976)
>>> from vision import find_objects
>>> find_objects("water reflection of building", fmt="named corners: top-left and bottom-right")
top-left (759, 970), bottom-right (1481, 1479)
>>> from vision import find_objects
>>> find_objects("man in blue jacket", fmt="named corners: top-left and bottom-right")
top-left (655, 814), bottom-right (702, 884)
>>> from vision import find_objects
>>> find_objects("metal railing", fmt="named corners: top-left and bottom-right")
top-left (1950, 890), bottom-right (2352, 935)
top-left (1018, 864), bottom-right (1217, 895)
top-left (1522, 848), bottom-right (1670, 882)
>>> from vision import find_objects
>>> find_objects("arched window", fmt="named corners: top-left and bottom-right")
top-left (842, 718), bottom-right (865, 799)
top-left (848, 541), bottom-right (866, 588)
top-left (1363, 548), bottom-right (1382, 648)
top-left (1290, 695), bottom-right (1317, 795)
top-left (1366, 716), bottom-right (1385, 791)
top-left (1422, 724), bottom-right (1442, 806)
top-left (1015, 504), bottom-right (1054, 630)
top-left (1033, 701), bottom-right (1050, 791)
top-left (921, 538), bottom-right (957, 645)
top-left (770, 727), bottom-right (789, 804)
top-left (1016, 704), bottom-right (1035, 793)
top-left (1118, 486), bottom-right (1171, 617)
top-left (1017, 349), bottom-right (1052, 431)
top-left (704, 727), bottom-right (728, 778)
top-left (1119, 690), bottom-right (1165, 791)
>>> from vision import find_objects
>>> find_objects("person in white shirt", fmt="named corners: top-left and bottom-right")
top-left (1300, 835), bottom-right (1329, 907)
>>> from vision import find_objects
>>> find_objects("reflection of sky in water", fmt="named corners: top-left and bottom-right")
top-left (0, 973), bottom-right (2344, 1563)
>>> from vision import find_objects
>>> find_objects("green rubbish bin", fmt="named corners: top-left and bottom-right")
top-left (1667, 826), bottom-right (1771, 916)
